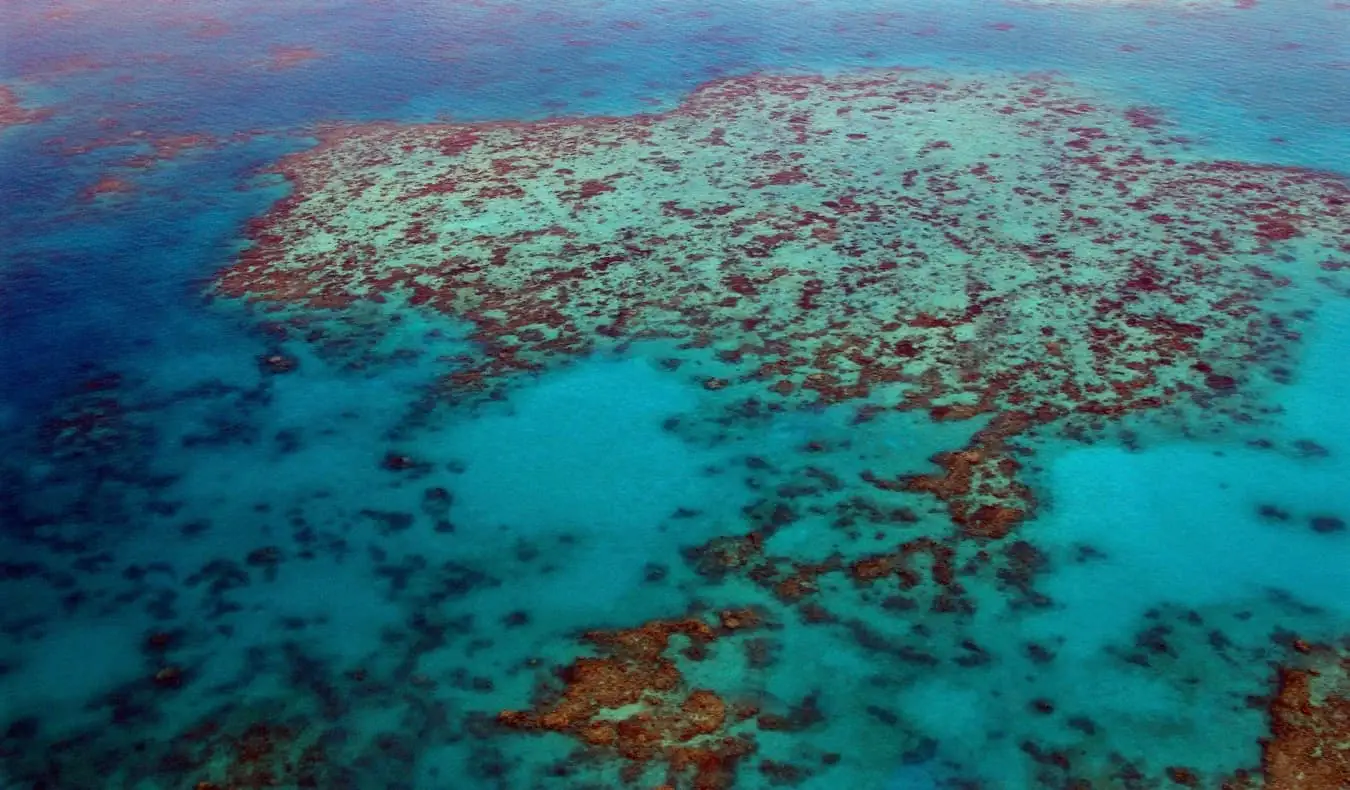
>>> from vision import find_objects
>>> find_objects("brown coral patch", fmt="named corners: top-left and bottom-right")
top-left (1261, 645), bottom-right (1350, 789)
top-left (213, 70), bottom-right (1350, 547)
top-left (880, 410), bottom-right (1040, 540)
top-left (717, 608), bottom-right (762, 632)
top-left (164, 721), bottom-right (331, 789)
top-left (500, 617), bottom-right (757, 789)
top-left (0, 84), bottom-right (51, 130)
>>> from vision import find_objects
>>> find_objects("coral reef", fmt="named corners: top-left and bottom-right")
top-left (0, 85), bottom-right (51, 131)
top-left (215, 68), bottom-right (1350, 545)
top-left (499, 616), bottom-right (760, 789)
top-left (1261, 641), bottom-right (1350, 789)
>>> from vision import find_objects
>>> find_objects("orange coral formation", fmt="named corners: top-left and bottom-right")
top-left (872, 410), bottom-right (1039, 540)
top-left (0, 85), bottom-right (50, 130)
top-left (1261, 644), bottom-right (1350, 789)
top-left (214, 70), bottom-right (1350, 551)
top-left (500, 617), bottom-right (756, 789)
top-left (717, 608), bottom-right (761, 632)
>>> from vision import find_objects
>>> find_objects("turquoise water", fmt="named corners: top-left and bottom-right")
top-left (2, 0), bottom-right (1349, 788)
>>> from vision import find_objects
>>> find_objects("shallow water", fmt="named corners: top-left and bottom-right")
top-left (2, 1), bottom-right (1349, 788)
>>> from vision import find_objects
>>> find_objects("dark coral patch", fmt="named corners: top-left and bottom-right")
top-left (1309, 515), bottom-right (1346, 534)
top-left (1260, 645), bottom-right (1350, 788)
top-left (499, 616), bottom-right (757, 788)
top-left (214, 69), bottom-right (1350, 548)
top-left (259, 353), bottom-right (298, 374)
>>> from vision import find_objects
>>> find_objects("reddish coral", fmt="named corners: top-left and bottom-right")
top-left (213, 69), bottom-right (1350, 546)
top-left (849, 554), bottom-right (899, 583)
top-left (266, 46), bottom-right (323, 71)
top-left (80, 175), bottom-right (135, 201)
top-left (0, 85), bottom-right (50, 130)
top-left (500, 617), bottom-right (757, 789)
top-left (771, 558), bottom-right (840, 602)
top-left (886, 411), bottom-right (1038, 540)
top-left (717, 608), bottom-right (761, 632)
top-left (259, 353), bottom-right (297, 374)
top-left (166, 721), bottom-right (330, 789)
top-left (1261, 646), bottom-right (1350, 789)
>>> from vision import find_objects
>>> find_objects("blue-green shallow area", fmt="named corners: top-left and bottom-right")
top-left (1, 0), bottom-right (1348, 788)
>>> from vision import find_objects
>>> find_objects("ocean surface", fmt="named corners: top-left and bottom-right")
top-left (1, 0), bottom-right (1348, 788)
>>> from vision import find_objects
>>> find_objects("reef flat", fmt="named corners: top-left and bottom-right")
top-left (219, 68), bottom-right (1349, 533)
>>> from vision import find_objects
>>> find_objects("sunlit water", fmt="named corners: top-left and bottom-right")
top-left (1, 1), bottom-right (1348, 788)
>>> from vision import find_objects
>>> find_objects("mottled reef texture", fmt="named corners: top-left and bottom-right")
top-left (1261, 640), bottom-right (1350, 789)
top-left (499, 615), bottom-right (762, 790)
top-left (0, 84), bottom-right (51, 131)
top-left (217, 68), bottom-right (1350, 539)
top-left (175, 68), bottom-right (1350, 787)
